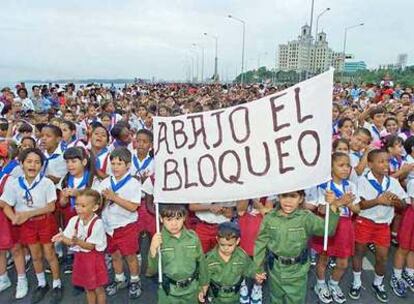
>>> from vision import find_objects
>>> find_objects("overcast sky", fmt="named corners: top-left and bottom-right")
top-left (0, 0), bottom-right (412, 82)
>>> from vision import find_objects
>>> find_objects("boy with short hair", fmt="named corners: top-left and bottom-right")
top-left (350, 149), bottom-right (407, 302)
top-left (201, 222), bottom-right (257, 304)
top-left (148, 204), bottom-right (208, 304)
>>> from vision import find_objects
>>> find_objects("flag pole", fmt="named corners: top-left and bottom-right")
top-left (155, 202), bottom-right (163, 283)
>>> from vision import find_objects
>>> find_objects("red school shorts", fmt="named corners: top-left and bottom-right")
top-left (239, 213), bottom-right (263, 257)
top-left (354, 216), bottom-right (390, 248)
top-left (195, 221), bottom-right (219, 253)
top-left (107, 222), bottom-right (139, 256)
top-left (19, 214), bottom-right (58, 245)
top-left (311, 217), bottom-right (354, 258)
top-left (398, 206), bottom-right (414, 251)
top-left (0, 209), bottom-right (20, 250)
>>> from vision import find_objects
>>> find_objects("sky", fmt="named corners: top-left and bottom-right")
top-left (0, 0), bottom-right (412, 82)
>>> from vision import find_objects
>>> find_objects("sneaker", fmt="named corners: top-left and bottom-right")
top-left (314, 283), bottom-right (333, 303)
top-left (328, 257), bottom-right (337, 270)
top-left (310, 253), bottom-right (317, 266)
top-left (6, 256), bottom-right (14, 270)
top-left (239, 280), bottom-right (249, 304)
top-left (0, 276), bottom-right (11, 293)
top-left (49, 286), bottom-right (63, 304)
top-left (15, 279), bottom-right (28, 299)
top-left (250, 284), bottom-right (263, 304)
top-left (372, 283), bottom-right (388, 303)
top-left (329, 284), bottom-right (346, 303)
top-left (129, 281), bottom-right (142, 298)
top-left (390, 274), bottom-right (407, 297)
top-left (31, 285), bottom-right (50, 304)
top-left (106, 280), bottom-right (128, 296)
top-left (25, 258), bottom-right (31, 272)
top-left (348, 284), bottom-right (361, 300)
top-left (402, 270), bottom-right (414, 292)
top-left (105, 254), bottom-right (112, 271)
top-left (63, 255), bottom-right (73, 274)
top-left (368, 243), bottom-right (376, 254)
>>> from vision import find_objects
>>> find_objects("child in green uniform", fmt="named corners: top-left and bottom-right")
top-left (200, 222), bottom-right (259, 304)
top-left (148, 204), bottom-right (208, 304)
top-left (254, 190), bottom-right (340, 304)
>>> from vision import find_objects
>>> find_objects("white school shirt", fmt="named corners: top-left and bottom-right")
top-left (404, 154), bottom-right (414, 181)
top-left (43, 143), bottom-right (67, 179)
top-left (312, 180), bottom-right (360, 217)
top-left (93, 147), bottom-right (112, 175)
top-left (349, 150), bottom-right (369, 185)
top-left (406, 179), bottom-right (414, 203)
top-left (63, 214), bottom-right (107, 252)
top-left (357, 171), bottom-right (407, 224)
top-left (67, 139), bottom-right (87, 150)
top-left (195, 202), bottom-right (236, 224)
top-left (141, 176), bottom-right (154, 196)
top-left (97, 173), bottom-right (141, 235)
top-left (363, 122), bottom-right (384, 142)
top-left (130, 153), bottom-right (154, 180)
top-left (57, 175), bottom-right (100, 192)
top-left (0, 174), bottom-right (57, 212)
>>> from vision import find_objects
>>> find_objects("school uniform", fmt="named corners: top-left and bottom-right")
top-left (389, 156), bottom-right (403, 175)
top-left (139, 174), bottom-right (156, 236)
top-left (98, 173), bottom-right (141, 256)
top-left (349, 150), bottom-right (367, 184)
top-left (0, 174), bottom-right (57, 244)
top-left (43, 142), bottom-right (68, 179)
top-left (57, 172), bottom-right (100, 226)
top-left (93, 147), bottom-right (111, 176)
top-left (363, 122), bottom-right (384, 142)
top-left (0, 173), bottom-right (19, 249)
top-left (130, 153), bottom-right (154, 184)
top-left (66, 138), bottom-right (87, 150)
top-left (195, 203), bottom-right (235, 253)
top-left (1, 158), bottom-right (23, 179)
top-left (310, 180), bottom-right (360, 258)
top-left (398, 179), bottom-right (414, 251)
top-left (63, 214), bottom-right (108, 290)
top-left (356, 171), bottom-right (407, 247)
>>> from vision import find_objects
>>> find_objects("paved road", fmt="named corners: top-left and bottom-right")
top-left (1, 244), bottom-right (413, 303)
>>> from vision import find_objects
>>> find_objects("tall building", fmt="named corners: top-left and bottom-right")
top-left (278, 25), bottom-right (343, 74)
top-left (396, 53), bottom-right (408, 70)
top-left (344, 61), bottom-right (367, 73)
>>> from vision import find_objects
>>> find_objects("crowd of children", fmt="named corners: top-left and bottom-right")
top-left (0, 80), bottom-right (413, 304)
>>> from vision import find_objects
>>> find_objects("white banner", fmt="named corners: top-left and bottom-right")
top-left (153, 69), bottom-right (333, 203)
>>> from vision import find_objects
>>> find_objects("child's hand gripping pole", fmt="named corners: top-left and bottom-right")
top-left (155, 202), bottom-right (163, 284)
top-left (323, 188), bottom-right (335, 252)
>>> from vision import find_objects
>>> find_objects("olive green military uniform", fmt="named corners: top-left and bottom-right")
top-left (147, 227), bottom-right (208, 304)
top-left (206, 246), bottom-right (255, 304)
top-left (254, 207), bottom-right (339, 304)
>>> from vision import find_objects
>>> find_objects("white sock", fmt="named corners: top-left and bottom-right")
top-left (317, 279), bottom-right (326, 286)
top-left (394, 268), bottom-right (402, 279)
top-left (115, 272), bottom-right (125, 282)
top-left (130, 275), bottom-right (140, 283)
top-left (0, 273), bottom-right (8, 282)
top-left (52, 279), bottom-right (61, 288)
top-left (373, 273), bottom-right (384, 286)
top-left (17, 274), bottom-right (27, 283)
top-left (253, 283), bottom-right (262, 290)
top-left (353, 271), bottom-right (362, 288)
top-left (406, 267), bottom-right (414, 277)
top-left (25, 255), bottom-right (31, 263)
top-left (329, 279), bottom-right (339, 286)
top-left (36, 272), bottom-right (46, 287)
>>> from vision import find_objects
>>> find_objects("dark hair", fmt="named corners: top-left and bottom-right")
top-left (136, 129), bottom-right (153, 143)
top-left (110, 122), bottom-right (129, 140)
top-left (42, 124), bottom-right (63, 137)
top-left (367, 149), bottom-right (388, 162)
top-left (382, 135), bottom-right (403, 151)
top-left (337, 117), bottom-right (353, 129)
top-left (159, 204), bottom-right (188, 218)
top-left (61, 120), bottom-right (77, 132)
top-left (20, 136), bottom-right (36, 148)
top-left (99, 112), bottom-right (112, 120)
top-left (279, 190), bottom-right (305, 198)
top-left (332, 138), bottom-right (349, 151)
top-left (18, 123), bottom-right (33, 133)
top-left (332, 151), bottom-right (350, 163)
top-left (384, 117), bottom-right (398, 127)
top-left (92, 123), bottom-right (110, 143)
top-left (110, 146), bottom-right (131, 164)
top-left (18, 147), bottom-right (45, 165)
top-left (404, 136), bottom-right (414, 155)
top-left (77, 189), bottom-right (102, 207)
top-left (369, 106), bottom-right (386, 119)
top-left (217, 222), bottom-right (241, 240)
top-left (354, 127), bottom-right (372, 141)
top-left (401, 92), bottom-right (412, 99)
top-left (62, 147), bottom-right (95, 189)
top-left (35, 123), bottom-right (47, 133)
top-left (0, 120), bottom-right (9, 131)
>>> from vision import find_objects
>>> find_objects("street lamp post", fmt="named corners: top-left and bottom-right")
top-left (228, 14), bottom-right (246, 85)
top-left (341, 23), bottom-right (364, 79)
top-left (193, 43), bottom-right (205, 82)
top-left (315, 7), bottom-right (330, 39)
top-left (203, 33), bottom-right (218, 82)
top-left (305, 0), bottom-right (315, 80)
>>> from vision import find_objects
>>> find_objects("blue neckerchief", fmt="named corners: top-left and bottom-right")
top-left (95, 147), bottom-right (109, 170)
top-left (110, 174), bottom-right (132, 193)
top-left (60, 141), bottom-right (68, 151)
top-left (132, 155), bottom-right (153, 175)
top-left (332, 120), bottom-right (338, 134)
top-left (1, 159), bottom-right (19, 178)
top-left (67, 171), bottom-right (90, 209)
top-left (18, 175), bottom-right (43, 207)
top-left (138, 119), bottom-right (145, 129)
top-left (351, 151), bottom-right (363, 160)
top-left (42, 153), bottom-right (60, 175)
top-left (389, 157), bottom-right (402, 171)
top-left (365, 172), bottom-right (390, 196)
top-left (330, 180), bottom-right (351, 216)
top-left (371, 125), bottom-right (381, 139)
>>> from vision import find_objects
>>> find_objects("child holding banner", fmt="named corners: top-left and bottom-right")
top-left (254, 190), bottom-right (340, 304)
top-left (350, 149), bottom-right (407, 302)
top-left (148, 204), bottom-right (208, 304)
top-left (311, 152), bottom-right (360, 304)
